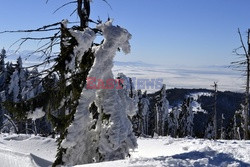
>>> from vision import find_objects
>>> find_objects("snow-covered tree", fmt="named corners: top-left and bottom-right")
top-left (0, 48), bottom-right (6, 91)
top-left (138, 90), bottom-right (150, 135)
top-left (117, 73), bottom-right (145, 136)
top-left (234, 116), bottom-right (242, 140)
top-left (178, 97), bottom-right (194, 137)
top-left (154, 84), bottom-right (169, 136)
top-left (5, 62), bottom-right (15, 89)
top-left (0, 48), bottom-right (6, 127)
top-left (204, 118), bottom-right (215, 139)
top-left (231, 106), bottom-right (244, 140)
top-left (4, 57), bottom-right (47, 134)
top-left (8, 57), bottom-right (28, 102)
top-left (186, 97), bottom-right (194, 137)
top-left (168, 107), bottom-right (180, 138)
top-left (132, 90), bottom-right (150, 136)
top-left (58, 20), bottom-right (137, 166)
top-left (117, 73), bottom-right (137, 99)
top-left (22, 67), bottom-right (43, 100)
top-left (0, 48), bottom-right (6, 70)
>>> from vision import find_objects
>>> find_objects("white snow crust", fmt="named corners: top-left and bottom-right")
top-left (27, 108), bottom-right (45, 121)
top-left (0, 134), bottom-right (250, 167)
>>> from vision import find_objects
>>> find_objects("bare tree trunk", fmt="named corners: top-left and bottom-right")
top-left (244, 29), bottom-right (250, 140)
top-left (77, 0), bottom-right (90, 29)
top-left (213, 82), bottom-right (218, 139)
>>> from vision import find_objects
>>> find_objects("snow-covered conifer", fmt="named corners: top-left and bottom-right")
top-left (168, 107), bottom-right (180, 137)
top-left (0, 48), bottom-right (6, 127)
top-left (0, 48), bottom-right (6, 72)
top-left (154, 84), bottom-right (169, 136)
top-left (232, 106), bottom-right (244, 140)
top-left (204, 118), bottom-right (215, 139)
top-left (22, 67), bottom-right (43, 100)
top-left (138, 90), bottom-right (150, 135)
top-left (0, 48), bottom-right (6, 90)
top-left (8, 57), bottom-right (28, 102)
top-left (178, 97), bottom-right (194, 137)
top-left (58, 20), bottom-right (137, 166)
top-left (186, 97), bottom-right (194, 137)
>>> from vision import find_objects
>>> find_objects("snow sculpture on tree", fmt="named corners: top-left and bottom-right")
top-left (58, 20), bottom-right (137, 166)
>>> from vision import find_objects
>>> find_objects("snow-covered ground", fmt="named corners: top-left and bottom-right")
top-left (0, 134), bottom-right (56, 167)
top-left (0, 134), bottom-right (250, 167)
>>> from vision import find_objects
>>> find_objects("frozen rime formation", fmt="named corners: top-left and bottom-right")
top-left (27, 108), bottom-right (45, 121)
top-left (66, 28), bottom-right (96, 71)
top-left (61, 20), bottom-right (137, 165)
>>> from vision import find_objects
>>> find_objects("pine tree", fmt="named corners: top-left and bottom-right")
top-left (186, 97), bottom-right (194, 137)
top-left (139, 91), bottom-right (150, 135)
top-left (204, 117), bottom-right (215, 139)
top-left (8, 57), bottom-right (28, 103)
top-left (22, 67), bottom-right (43, 100)
top-left (178, 97), bottom-right (194, 137)
top-left (154, 84), bottom-right (169, 136)
top-left (168, 107), bottom-right (180, 137)
top-left (133, 90), bottom-right (142, 136)
top-left (5, 57), bottom-right (34, 133)
top-left (231, 106), bottom-right (244, 140)
top-left (132, 90), bottom-right (148, 137)
top-left (58, 20), bottom-right (137, 166)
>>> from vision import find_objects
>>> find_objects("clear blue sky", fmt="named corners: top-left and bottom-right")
top-left (1, 0), bottom-right (250, 67)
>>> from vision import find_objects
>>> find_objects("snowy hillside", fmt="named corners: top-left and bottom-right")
top-left (0, 134), bottom-right (250, 167)
top-left (0, 134), bottom-right (56, 167)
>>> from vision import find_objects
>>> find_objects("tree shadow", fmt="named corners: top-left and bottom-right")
top-left (30, 153), bottom-right (52, 167)
top-left (130, 149), bottom-right (250, 167)
top-left (156, 149), bottom-right (250, 167)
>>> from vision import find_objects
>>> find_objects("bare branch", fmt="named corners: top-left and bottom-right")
top-left (102, 0), bottom-right (112, 10)
top-left (238, 28), bottom-right (248, 58)
top-left (0, 22), bottom-right (61, 34)
top-left (70, 8), bottom-right (77, 16)
top-left (53, 1), bottom-right (77, 14)
top-left (20, 36), bottom-right (60, 40)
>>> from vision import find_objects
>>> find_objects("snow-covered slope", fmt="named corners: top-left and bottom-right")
top-left (0, 134), bottom-right (56, 167)
top-left (78, 137), bottom-right (250, 167)
top-left (0, 134), bottom-right (250, 167)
